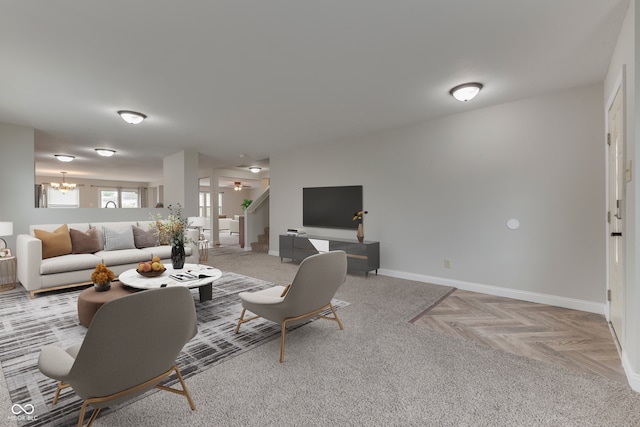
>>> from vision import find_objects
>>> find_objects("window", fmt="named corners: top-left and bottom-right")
top-left (99, 188), bottom-right (140, 208)
top-left (121, 190), bottom-right (139, 208)
top-left (218, 192), bottom-right (223, 215)
top-left (199, 191), bottom-right (211, 219)
top-left (47, 187), bottom-right (79, 208)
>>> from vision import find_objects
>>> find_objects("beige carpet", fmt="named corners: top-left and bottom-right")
top-left (91, 251), bottom-right (640, 427)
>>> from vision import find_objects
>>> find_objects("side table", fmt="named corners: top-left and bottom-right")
top-left (0, 256), bottom-right (17, 291)
top-left (199, 239), bottom-right (209, 262)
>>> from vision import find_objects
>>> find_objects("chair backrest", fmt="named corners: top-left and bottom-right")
top-left (283, 250), bottom-right (347, 318)
top-left (67, 286), bottom-right (197, 406)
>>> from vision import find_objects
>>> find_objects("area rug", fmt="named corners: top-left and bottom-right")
top-left (0, 272), bottom-right (349, 427)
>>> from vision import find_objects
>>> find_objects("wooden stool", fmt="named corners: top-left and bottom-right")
top-left (77, 281), bottom-right (136, 327)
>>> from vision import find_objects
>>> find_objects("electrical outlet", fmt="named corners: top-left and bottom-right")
top-left (444, 259), bottom-right (452, 268)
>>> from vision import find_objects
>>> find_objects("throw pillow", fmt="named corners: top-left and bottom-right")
top-left (132, 225), bottom-right (158, 248)
top-left (103, 225), bottom-right (136, 251)
top-left (70, 227), bottom-right (100, 254)
top-left (34, 224), bottom-right (73, 259)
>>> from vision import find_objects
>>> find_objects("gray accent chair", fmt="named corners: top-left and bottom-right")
top-left (234, 250), bottom-right (347, 362)
top-left (37, 286), bottom-right (198, 427)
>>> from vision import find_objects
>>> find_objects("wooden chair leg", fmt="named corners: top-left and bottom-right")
top-left (279, 322), bottom-right (287, 363)
top-left (77, 401), bottom-right (100, 427)
top-left (330, 303), bottom-right (344, 330)
top-left (52, 381), bottom-right (70, 404)
top-left (234, 308), bottom-right (261, 334)
top-left (234, 308), bottom-right (247, 334)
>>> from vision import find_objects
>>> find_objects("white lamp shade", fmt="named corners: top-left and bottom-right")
top-left (0, 222), bottom-right (13, 236)
top-left (188, 217), bottom-right (207, 228)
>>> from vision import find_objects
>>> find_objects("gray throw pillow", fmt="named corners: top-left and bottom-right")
top-left (103, 225), bottom-right (136, 251)
top-left (132, 225), bottom-right (158, 248)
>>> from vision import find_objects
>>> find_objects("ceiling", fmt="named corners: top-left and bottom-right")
top-left (0, 0), bottom-right (629, 183)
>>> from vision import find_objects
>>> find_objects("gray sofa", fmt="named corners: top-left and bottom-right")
top-left (16, 221), bottom-right (199, 298)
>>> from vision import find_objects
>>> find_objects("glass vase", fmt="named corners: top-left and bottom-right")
top-left (171, 244), bottom-right (186, 269)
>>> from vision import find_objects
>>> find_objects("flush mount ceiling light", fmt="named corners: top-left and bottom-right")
top-left (95, 148), bottom-right (116, 157)
top-left (50, 172), bottom-right (77, 194)
top-left (234, 181), bottom-right (243, 191)
top-left (117, 110), bottom-right (147, 124)
top-left (249, 166), bottom-right (261, 173)
top-left (449, 82), bottom-right (483, 102)
top-left (54, 154), bottom-right (75, 162)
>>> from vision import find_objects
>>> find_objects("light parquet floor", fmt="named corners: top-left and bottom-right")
top-left (412, 289), bottom-right (627, 385)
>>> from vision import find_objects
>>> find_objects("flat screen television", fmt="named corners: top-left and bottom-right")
top-left (303, 185), bottom-right (363, 230)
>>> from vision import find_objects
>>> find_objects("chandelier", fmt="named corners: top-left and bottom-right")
top-left (50, 172), bottom-right (77, 193)
top-left (234, 181), bottom-right (242, 191)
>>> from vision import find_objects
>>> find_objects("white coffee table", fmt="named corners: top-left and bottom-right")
top-left (119, 263), bottom-right (222, 302)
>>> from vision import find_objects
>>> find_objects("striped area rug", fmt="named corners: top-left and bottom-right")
top-left (0, 272), bottom-right (348, 427)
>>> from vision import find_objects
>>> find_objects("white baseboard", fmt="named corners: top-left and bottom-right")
top-left (378, 268), bottom-right (605, 315)
top-left (621, 352), bottom-right (640, 392)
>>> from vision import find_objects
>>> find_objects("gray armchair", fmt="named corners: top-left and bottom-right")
top-left (234, 250), bottom-right (347, 362)
top-left (38, 286), bottom-right (198, 427)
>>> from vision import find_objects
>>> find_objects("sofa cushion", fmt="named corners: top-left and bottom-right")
top-left (103, 225), bottom-right (136, 251)
top-left (34, 224), bottom-right (73, 259)
top-left (132, 225), bottom-right (158, 248)
top-left (70, 227), bottom-right (100, 254)
top-left (40, 253), bottom-right (103, 275)
top-left (96, 249), bottom-right (152, 265)
top-left (90, 222), bottom-right (137, 250)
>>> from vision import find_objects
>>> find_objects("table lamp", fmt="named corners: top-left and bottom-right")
top-left (188, 217), bottom-right (207, 240)
top-left (0, 221), bottom-right (13, 250)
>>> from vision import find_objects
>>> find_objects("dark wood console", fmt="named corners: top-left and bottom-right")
top-left (279, 234), bottom-right (380, 276)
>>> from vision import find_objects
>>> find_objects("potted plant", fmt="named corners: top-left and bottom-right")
top-left (91, 263), bottom-right (115, 292)
top-left (241, 199), bottom-right (253, 211)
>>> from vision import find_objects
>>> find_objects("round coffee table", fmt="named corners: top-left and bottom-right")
top-left (119, 263), bottom-right (222, 303)
top-left (77, 281), bottom-right (136, 327)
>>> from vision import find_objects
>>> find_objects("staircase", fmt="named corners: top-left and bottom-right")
top-left (250, 226), bottom-right (270, 253)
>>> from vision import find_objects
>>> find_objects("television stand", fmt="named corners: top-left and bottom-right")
top-left (279, 234), bottom-right (380, 276)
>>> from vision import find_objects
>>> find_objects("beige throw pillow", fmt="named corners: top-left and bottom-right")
top-left (34, 224), bottom-right (73, 259)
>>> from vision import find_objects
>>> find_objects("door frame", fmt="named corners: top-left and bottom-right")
top-left (605, 65), bottom-right (626, 344)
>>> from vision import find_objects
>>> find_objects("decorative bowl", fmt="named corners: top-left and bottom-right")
top-left (136, 268), bottom-right (166, 278)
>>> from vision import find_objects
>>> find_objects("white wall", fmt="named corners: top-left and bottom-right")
top-left (271, 84), bottom-right (605, 311)
top-left (163, 150), bottom-right (199, 217)
top-left (220, 187), bottom-right (260, 218)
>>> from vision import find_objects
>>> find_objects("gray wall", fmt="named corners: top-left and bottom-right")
top-left (271, 83), bottom-right (605, 311)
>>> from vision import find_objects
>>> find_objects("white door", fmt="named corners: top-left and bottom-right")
top-left (608, 85), bottom-right (624, 345)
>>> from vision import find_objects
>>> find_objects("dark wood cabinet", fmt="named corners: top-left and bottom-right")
top-left (279, 234), bottom-right (380, 276)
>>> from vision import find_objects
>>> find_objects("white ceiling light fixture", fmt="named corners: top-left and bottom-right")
top-left (249, 166), bottom-right (261, 173)
top-left (117, 110), bottom-right (147, 125)
top-left (449, 82), bottom-right (483, 102)
top-left (54, 154), bottom-right (75, 162)
top-left (95, 148), bottom-right (116, 157)
top-left (50, 172), bottom-right (77, 194)
top-left (234, 181), bottom-right (243, 191)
